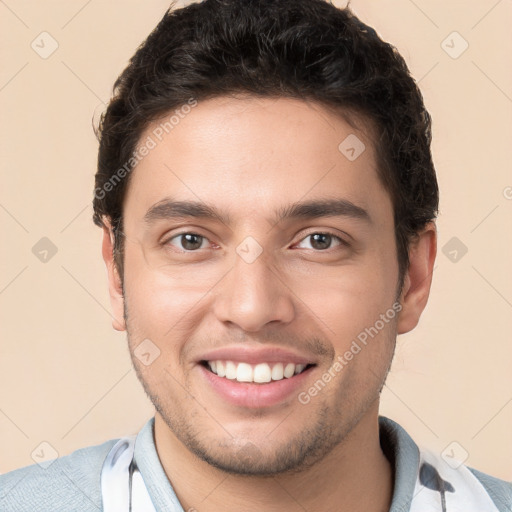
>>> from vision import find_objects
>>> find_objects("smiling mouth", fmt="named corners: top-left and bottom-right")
top-left (201, 360), bottom-right (316, 384)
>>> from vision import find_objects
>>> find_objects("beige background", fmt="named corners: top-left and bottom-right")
top-left (1, 0), bottom-right (511, 481)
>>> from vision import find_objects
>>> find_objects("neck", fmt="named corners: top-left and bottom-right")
top-left (154, 405), bottom-right (393, 512)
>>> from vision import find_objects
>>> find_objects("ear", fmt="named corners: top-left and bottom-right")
top-left (397, 222), bottom-right (437, 334)
top-left (101, 220), bottom-right (126, 332)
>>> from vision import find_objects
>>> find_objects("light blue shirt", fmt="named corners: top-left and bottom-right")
top-left (1, 416), bottom-right (510, 511)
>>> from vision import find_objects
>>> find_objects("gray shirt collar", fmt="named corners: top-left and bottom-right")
top-left (134, 415), bottom-right (420, 512)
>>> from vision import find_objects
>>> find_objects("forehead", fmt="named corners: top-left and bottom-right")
top-left (123, 96), bottom-right (391, 227)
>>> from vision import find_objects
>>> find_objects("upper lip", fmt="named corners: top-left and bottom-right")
top-left (197, 346), bottom-right (317, 365)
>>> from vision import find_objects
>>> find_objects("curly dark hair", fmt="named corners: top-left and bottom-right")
top-left (93, 0), bottom-right (439, 294)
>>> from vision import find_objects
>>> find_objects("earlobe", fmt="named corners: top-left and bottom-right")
top-left (396, 222), bottom-right (437, 335)
top-left (101, 222), bottom-right (126, 332)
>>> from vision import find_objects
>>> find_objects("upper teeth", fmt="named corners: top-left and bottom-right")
top-left (207, 361), bottom-right (307, 383)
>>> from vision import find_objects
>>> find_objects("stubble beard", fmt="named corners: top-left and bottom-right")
top-left (122, 291), bottom-right (396, 477)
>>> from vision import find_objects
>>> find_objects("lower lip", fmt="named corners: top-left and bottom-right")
top-left (198, 364), bottom-right (315, 409)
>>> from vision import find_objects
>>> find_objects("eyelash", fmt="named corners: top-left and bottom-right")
top-left (161, 230), bottom-right (349, 252)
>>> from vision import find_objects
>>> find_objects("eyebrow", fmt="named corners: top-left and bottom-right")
top-left (143, 197), bottom-right (372, 227)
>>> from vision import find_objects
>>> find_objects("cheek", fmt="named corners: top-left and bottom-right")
top-left (126, 275), bottom-right (202, 340)
top-left (122, 246), bottom-right (197, 341)
top-left (289, 253), bottom-right (398, 345)
top-left (125, 238), bottom-right (200, 300)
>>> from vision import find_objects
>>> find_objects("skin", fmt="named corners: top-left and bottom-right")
top-left (101, 96), bottom-right (437, 512)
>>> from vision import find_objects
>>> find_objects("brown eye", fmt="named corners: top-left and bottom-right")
top-left (310, 233), bottom-right (332, 250)
top-left (167, 233), bottom-right (208, 251)
top-left (296, 232), bottom-right (345, 251)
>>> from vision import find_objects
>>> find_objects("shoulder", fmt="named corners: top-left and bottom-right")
top-left (417, 449), bottom-right (512, 512)
top-left (467, 466), bottom-right (512, 512)
top-left (0, 438), bottom-right (118, 512)
top-left (378, 416), bottom-right (512, 512)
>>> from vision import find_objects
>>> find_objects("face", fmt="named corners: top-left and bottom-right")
top-left (105, 96), bottom-right (414, 475)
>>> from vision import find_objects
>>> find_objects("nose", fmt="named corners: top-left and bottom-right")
top-left (212, 249), bottom-right (296, 332)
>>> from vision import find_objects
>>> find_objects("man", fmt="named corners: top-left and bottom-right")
top-left (1, 0), bottom-right (510, 510)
